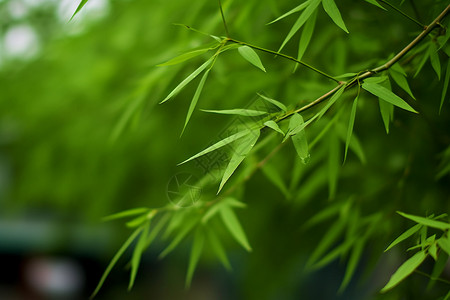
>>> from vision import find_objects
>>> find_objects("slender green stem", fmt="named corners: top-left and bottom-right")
top-left (227, 38), bottom-right (340, 83)
top-left (414, 270), bottom-right (450, 285)
top-left (218, 0), bottom-right (230, 37)
top-left (377, 0), bottom-right (425, 28)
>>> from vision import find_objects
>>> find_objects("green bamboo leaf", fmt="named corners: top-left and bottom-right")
top-left (437, 236), bottom-right (450, 255)
top-left (308, 218), bottom-right (346, 266)
top-left (398, 211), bottom-right (450, 230)
top-left (157, 49), bottom-right (210, 66)
top-left (160, 58), bottom-right (213, 104)
top-left (322, 0), bottom-right (349, 33)
top-left (225, 197), bottom-right (247, 208)
top-left (385, 224), bottom-right (422, 252)
top-left (267, 0), bottom-right (311, 24)
top-left (389, 69), bottom-right (416, 100)
top-left (182, 69), bottom-right (210, 135)
top-left (317, 84), bottom-right (346, 120)
top-left (126, 214), bottom-right (150, 228)
top-left (70, 0), bottom-right (89, 21)
top-left (202, 202), bottom-right (226, 224)
top-left (379, 99), bottom-right (393, 134)
top-left (363, 76), bottom-right (389, 84)
top-left (390, 63), bottom-right (407, 76)
top-left (238, 46), bottom-right (266, 72)
top-left (339, 239), bottom-right (364, 292)
top-left (313, 237), bottom-right (356, 270)
top-left (159, 216), bottom-right (198, 259)
top-left (363, 0), bottom-right (386, 10)
top-left (257, 93), bottom-right (288, 112)
top-left (297, 9), bottom-right (317, 63)
top-left (440, 60), bottom-right (450, 113)
top-left (201, 109), bottom-right (268, 116)
top-left (145, 213), bottom-right (171, 248)
top-left (381, 251), bottom-right (428, 293)
top-left (185, 227), bottom-right (205, 288)
top-left (429, 242), bottom-right (438, 261)
top-left (179, 129), bottom-right (250, 165)
top-left (362, 82), bottom-right (418, 113)
top-left (206, 227), bottom-right (231, 270)
top-left (429, 43), bottom-right (441, 80)
top-left (261, 163), bottom-right (291, 198)
top-left (264, 120), bottom-right (285, 135)
top-left (335, 72), bottom-right (357, 79)
top-left (291, 115), bottom-right (310, 164)
top-left (429, 252), bottom-right (449, 285)
top-left (218, 130), bottom-right (260, 193)
top-left (220, 204), bottom-right (252, 251)
top-left (414, 48), bottom-right (430, 77)
top-left (129, 222), bottom-right (150, 290)
top-left (303, 201), bottom-right (347, 229)
top-left (344, 94), bottom-right (359, 162)
top-left (91, 227), bottom-right (143, 298)
top-left (279, 0), bottom-right (322, 52)
top-left (102, 208), bottom-right (151, 222)
top-left (328, 131), bottom-right (340, 199)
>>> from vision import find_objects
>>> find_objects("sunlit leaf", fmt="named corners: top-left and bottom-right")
top-left (159, 216), bottom-right (198, 259)
top-left (264, 120), bottom-right (285, 135)
top-left (398, 211), bottom-right (450, 230)
top-left (129, 222), bottom-right (150, 290)
top-left (429, 242), bottom-right (438, 261)
top-left (160, 58), bottom-right (213, 104)
top-left (362, 82), bottom-right (418, 113)
top-left (437, 235), bottom-right (450, 255)
top-left (158, 49), bottom-right (211, 66)
top-left (267, 0), bottom-right (311, 25)
top-left (297, 9), bottom-right (317, 65)
top-left (238, 46), bottom-right (266, 72)
top-left (201, 109), bottom-right (267, 116)
top-left (440, 60), bottom-right (450, 113)
top-left (322, 0), bottom-right (349, 33)
top-left (220, 204), bottom-right (252, 251)
top-left (185, 227), bottom-right (205, 288)
top-left (182, 69), bottom-right (210, 135)
top-left (102, 208), bottom-right (150, 222)
top-left (70, 0), bottom-right (89, 21)
top-left (381, 250), bottom-right (427, 293)
top-left (344, 93), bottom-right (359, 162)
top-left (385, 224), bottom-right (422, 252)
top-left (257, 93), bottom-right (288, 112)
top-left (218, 130), bottom-right (260, 193)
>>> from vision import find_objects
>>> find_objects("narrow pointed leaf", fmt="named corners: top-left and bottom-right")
top-left (262, 163), bottom-right (290, 198)
top-left (182, 69), bottom-right (210, 135)
top-left (379, 99), bottom-right (393, 134)
top-left (201, 109), bottom-right (267, 116)
top-left (264, 120), bottom-right (285, 135)
top-left (308, 218), bottom-right (346, 266)
top-left (398, 211), bottom-right (450, 230)
top-left (206, 227), bottom-right (231, 270)
top-left (267, 0), bottom-right (311, 24)
top-left (429, 43), bottom-right (441, 80)
top-left (414, 49), bottom-right (430, 77)
top-left (160, 58), bottom-right (213, 104)
top-left (339, 239), bottom-right (364, 292)
top-left (429, 242), bottom-right (438, 261)
top-left (129, 222), bottom-right (150, 290)
top-left (257, 93), bottom-right (287, 112)
top-left (102, 208), bottom-right (150, 222)
top-left (362, 82), bottom-right (418, 113)
top-left (322, 0), bottom-right (349, 33)
top-left (345, 94), bottom-right (358, 162)
top-left (279, 0), bottom-right (322, 52)
top-left (364, 0), bottom-right (386, 10)
top-left (297, 9), bottom-right (317, 63)
top-left (437, 237), bottom-right (450, 256)
top-left (317, 85), bottom-right (346, 120)
top-left (238, 46), bottom-right (266, 72)
top-left (220, 205), bottom-right (252, 251)
top-left (290, 114), bottom-right (310, 164)
top-left (440, 59), bottom-right (450, 113)
top-left (159, 217), bottom-right (198, 259)
top-left (179, 129), bottom-right (250, 165)
top-left (70, 0), bottom-right (89, 21)
top-left (91, 227), bottom-right (143, 298)
top-left (218, 130), bottom-right (260, 193)
top-left (381, 251), bottom-right (427, 293)
top-left (385, 224), bottom-right (422, 252)
top-left (185, 227), bottom-right (205, 288)
top-left (389, 69), bottom-right (415, 100)
top-left (157, 49), bottom-right (210, 66)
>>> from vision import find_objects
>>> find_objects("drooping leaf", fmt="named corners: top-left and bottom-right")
top-left (362, 82), bottom-right (418, 113)
top-left (381, 251), bottom-right (428, 293)
top-left (201, 109), bottom-right (268, 116)
top-left (264, 120), bottom-right (285, 135)
top-left (322, 0), bottom-right (349, 33)
top-left (145, 213), bottom-right (170, 247)
top-left (385, 224), bottom-right (422, 252)
top-left (70, 0), bottom-right (89, 21)
top-left (304, 201), bottom-right (348, 229)
top-left (185, 227), bottom-right (205, 288)
top-left (379, 99), bottom-right (393, 134)
top-left (414, 47), bottom-right (431, 77)
top-left (157, 49), bottom-right (211, 66)
top-left (160, 58), bottom-right (213, 104)
top-left (179, 129), bottom-right (251, 165)
top-left (102, 208), bottom-right (150, 222)
top-left (238, 46), bottom-right (266, 72)
top-left (91, 227), bottom-right (143, 298)
top-left (389, 69), bottom-right (415, 100)
top-left (220, 204), bottom-right (252, 251)
top-left (279, 0), bottom-right (322, 52)
top-left (308, 218), bottom-right (346, 266)
top-left (440, 59), bottom-right (450, 113)
top-left (398, 212), bottom-right (450, 230)
top-left (429, 43), bottom-right (441, 80)
top-left (429, 242), bottom-right (438, 261)
top-left (297, 9), bottom-right (317, 64)
top-left (267, 0), bottom-right (311, 25)
top-left (291, 114), bottom-right (310, 164)
top-left (159, 216), bottom-right (198, 259)
top-left (129, 222), bottom-right (150, 290)
top-left (257, 93), bottom-right (288, 112)
top-left (429, 252), bottom-right (449, 286)
top-left (317, 84), bottom-right (346, 120)
top-left (363, 0), bottom-right (386, 10)
top-left (339, 239), bottom-right (364, 292)
top-left (218, 130), bottom-right (260, 193)
top-left (344, 93), bottom-right (359, 162)
top-left (206, 227), bottom-right (231, 270)
top-left (313, 236), bottom-right (357, 269)
top-left (437, 235), bottom-right (450, 255)
top-left (182, 69), bottom-right (210, 135)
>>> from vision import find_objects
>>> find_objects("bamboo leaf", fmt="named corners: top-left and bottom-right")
top-left (159, 216), bottom-right (198, 259)
top-left (339, 239), bottom-right (364, 292)
top-left (179, 129), bottom-right (251, 165)
top-left (381, 251), bottom-right (428, 293)
top-left (220, 205), bottom-right (252, 251)
top-left (91, 227), bottom-right (143, 298)
top-left (264, 120), bottom-right (285, 135)
top-left (385, 224), bottom-right (422, 252)
top-left (279, 0), bottom-right (322, 52)
top-left (379, 99), bottom-right (393, 134)
top-left (437, 236), bottom-right (450, 255)
top-left (414, 48), bottom-right (430, 77)
top-left (218, 130), bottom-right (260, 193)
top-left (70, 0), bottom-right (89, 21)
top-left (185, 227), bottom-right (205, 288)
top-left (267, 0), bottom-right (311, 25)
top-left (261, 163), bottom-right (291, 198)
top-left (398, 211), bottom-right (450, 230)
top-left (322, 0), bottom-right (349, 33)
top-left (291, 115), bottom-right (310, 164)
top-left (440, 59), bottom-right (450, 113)
top-left (157, 49), bottom-right (210, 66)
top-left (429, 43), bottom-right (441, 80)
top-left (308, 218), bottom-right (346, 266)
top-left (257, 93), bottom-right (288, 112)
top-left (238, 46), bottom-right (266, 72)
top-left (389, 69), bottom-right (415, 100)
top-left (182, 69), bottom-right (210, 135)
top-left (129, 222), bottom-right (150, 290)
top-left (102, 208), bottom-right (151, 222)
top-left (429, 242), bottom-right (438, 261)
top-left (297, 9), bottom-right (317, 63)
top-left (317, 85), bottom-right (346, 120)
top-left (362, 82), bottom-right (418, 113)
top-left (363, 0), bottom-right (386, 10)
top-left (160, 58), bottom-right (213, 104)
top-left (344, 94), bottom-right (359, 162)
top-left (206, 227), bottom-right (231, 270)
top-left (201, 109), bottom-right (268, 116)
top-left (328, 130), bottom-right (340, 199)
